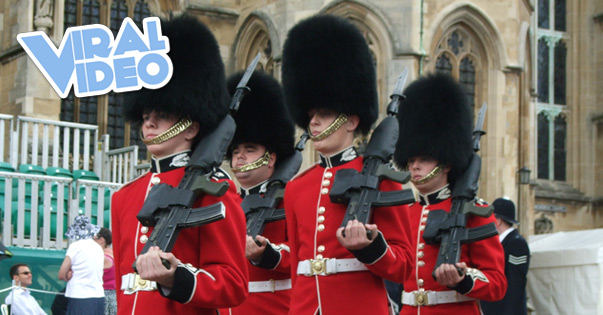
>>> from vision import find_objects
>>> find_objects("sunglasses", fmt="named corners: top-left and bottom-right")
top-left (19, 271), bottom-right (32, 276)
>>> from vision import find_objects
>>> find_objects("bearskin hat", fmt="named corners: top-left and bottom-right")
top-left (393, 72), bottom-right (473, 184)
top-left (123, 14), bottom-right (229, 138)
top-left (281, 14), bottom-right (378, 135)
top-left (227, 71), bottom-right (295, 165)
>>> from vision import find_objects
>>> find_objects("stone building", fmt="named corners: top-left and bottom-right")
top-left (1, 0), bottom-right (602, 237)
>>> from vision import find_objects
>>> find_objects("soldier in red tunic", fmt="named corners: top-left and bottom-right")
top-left (281, 15), bottom-right (414, 314)
top-left (220, 71), bottom-right (295, 314)
top-left (393, 73), bottom-right (507, 314)
top-left (111, 15), bottom-right (248, 315)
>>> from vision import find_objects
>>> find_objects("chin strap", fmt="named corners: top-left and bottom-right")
top-left (141, 117), bottom-right (193, 145)
top-left (308, 114), bottom-right (348, 142)
top-left (231, 151), bottom-right (271, 173)
top-left (410, 165), bottom-right (443, 185)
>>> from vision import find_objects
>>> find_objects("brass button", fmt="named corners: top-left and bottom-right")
top-left (317, 224), bottom-right (325, 231)
top-left (322, 180), bottom-right (331, 187)
top-left (140, 235), bottom-right (148, 244)
top-left (419, 225), bottom-right (425, 231)
top-left (140, 226), bottom-right (149, 234)
top-left (317, 216), bottom-right (325, 223)
top-left (316, 254), bottom-right (323, 259)
top-left (151, 177), bottom-right (160, 185)
top-left (418, 261), bottom-right (425, 267)
top-left (317, 245), bottom-right (325, 252)
top-left (321, 188), bottom-right (329, 195)
top-left (421, 217), bottom-right (427, 223)
top-left (418, 243), bottom-right (425, 249)
top-left (418, 279), bottom-right (424, 287)
top-left (138, 278), bottom-right (147, 286)
top-left (417, 251), bottom-right (424, 258)
top-left (324, 172), bottom-right (333, 179)
top-left (318, 206), bottom-right (326, 214)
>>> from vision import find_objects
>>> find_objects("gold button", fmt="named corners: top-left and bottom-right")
top-left (318, 206), bottom-right (326, 214)
top-left (324, 172), bottom-right (333, 179)
top-left (322, 180), bottom-right (331, 187)
top-left (419, 225), bottom-right (425, 231)
top-left (317, 245), bottom-right (325, 252)
top-left (140, 235), bottom-right (148, 244)
top-left (151, 177), bottom-right (160, 185)
top-left (421, 217), bottom-right (427, 223)
top-left (316, 254), bottom-right (323, 259)
top-left (138, 278), bottom-right (147, 286)
top-left (317, 224), bottom-right (325, 231)
top-left (321, 188), bottom-right (329, 195)
top-left (418, 243), bottom-right (425, 249)
top-left (140, 226), bottom-right (149, 234)
top-left (317, 216), bottom-right (325, 223)
top-left (418, 261), bottom-right (425, 267)
top-left (417, 251), bottom-right (424, 258)
top-left (418, 279), bottom-right (424, 287)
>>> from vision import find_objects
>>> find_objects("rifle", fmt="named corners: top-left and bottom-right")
top-left (242, 148), bottom-right (303, 240)
top-left (133, 54), bottom-right (261, 271)
top-left (329, 69), bottom-right (415, 239)
top-left (422, 102), bottom-right (498, 278)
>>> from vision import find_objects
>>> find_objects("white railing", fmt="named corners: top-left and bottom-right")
top-left (12, 116), bottom-right (101, 174)
top-left (0, 171), bottom-right (121, 250)
top-left (0, 114), bottom-right (14, 163)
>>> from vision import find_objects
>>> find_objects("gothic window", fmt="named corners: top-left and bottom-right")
top-left (434, 29), bottom-right (481, 110)
top-left (61, 0), bottom-right (151, 157)
top-left (536, 0), bottom-right (568, 181)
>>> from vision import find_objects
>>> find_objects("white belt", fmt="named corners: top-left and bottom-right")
top-left (248, 279), bottom-right (292, 293)
top-left (120, 273), bottom-right (157, 295)
top-left (402, 290), bottom-right (475, 306)
top-left (297, 258), bottom-right (368, 276)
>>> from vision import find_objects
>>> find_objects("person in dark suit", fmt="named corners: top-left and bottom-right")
top-left (481, 197), bottom-right (530, 315)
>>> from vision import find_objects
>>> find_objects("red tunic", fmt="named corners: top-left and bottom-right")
top-left (401, 185), bottom-right (507, 315)
top-left (221, 186), bottom-right (291, 315)
top-left (111, 154), bottom-right (249, 315)
top-left (284, 148), bottom-right (413, 315)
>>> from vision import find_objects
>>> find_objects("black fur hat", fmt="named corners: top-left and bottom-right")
top-left (123, 14), bottom-right (229, 138)
top-left (393, 72), bottom-right (473, 184)
top-left (227, 71), bottom-right (295, 165)
top-left (281, 14), bottom-right (378, 135)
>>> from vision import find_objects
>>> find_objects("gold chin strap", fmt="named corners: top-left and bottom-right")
top-left (308, 113), bottom-right (348, 142)
top-left (231, 151), bottom-right (271, 173)
top-left (141, 117), bottom-right (192, 145)
top-left (410, 165), bottom-right (443, 185)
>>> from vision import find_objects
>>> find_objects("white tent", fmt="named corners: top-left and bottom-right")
top-left (528, 229), bottom-right (603, 315)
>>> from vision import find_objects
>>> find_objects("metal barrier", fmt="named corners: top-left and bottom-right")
top-left (12, 116), bottom-right (101, 173)
top-left (0, 114), bottom-right (14, 163)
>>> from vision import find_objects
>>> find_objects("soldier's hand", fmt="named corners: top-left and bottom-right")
top-left (434, 262), bottom-right (467, 287)
top-left (136, 246), bottom-right (179, 289)
top-left (336, 220), bottom-right (377, 250)
top-left (246, 235), bottom-right (267, 261)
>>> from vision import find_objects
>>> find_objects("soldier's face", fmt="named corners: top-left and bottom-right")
top-left (13, 266), bottom-right (33, 287)
top-left (407, 156), bottom-right (450, 194)
top-left (231, 143), bottom-right (275, 188)
top-left (141, 111), bottom-right (197, 158)
top-left (308, 109), bottom-right (358, 157)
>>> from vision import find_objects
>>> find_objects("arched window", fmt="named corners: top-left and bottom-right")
top-left (536, 0), bottom-right (568, 181)
top-left (433, 29), bottom-right (481, 110)
top-left (60, 0), bottom-right (152, 157)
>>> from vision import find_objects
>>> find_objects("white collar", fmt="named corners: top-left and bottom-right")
top-left (499, 227), bottom-right (515, 242)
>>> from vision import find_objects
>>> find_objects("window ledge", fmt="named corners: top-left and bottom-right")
top-left (534, 179), bottom-right (590, 203)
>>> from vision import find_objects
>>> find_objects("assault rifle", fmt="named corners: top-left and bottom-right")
top-left (329, 69), bottom-right (415, 239)
top-left (242, 148), bottom-right (303, 240)
top-left (422, 102), bottom-right (498, 277)
top-left (133, 54), bottom-right (261, 270)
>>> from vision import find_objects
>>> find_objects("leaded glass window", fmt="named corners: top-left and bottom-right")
top-left (435, 54), bottom-right (453, 76)
top-left (554, 41), bottom-right (567, 105)
top-left (459, 57), bottom-right (476, 109)
top-left (538, 0), bottom-right (549, 28)
top-left (554, 0), bottom-right (566, 31)
top-left (537, 39), bottom-right (549, 103)
top-left (537, 113), bottom-right (550, 179)
top-left (553, 115), bottom-right (566, 181)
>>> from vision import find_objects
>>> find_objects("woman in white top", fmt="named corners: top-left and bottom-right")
top-left (58, 215), bottom-right (105, 315)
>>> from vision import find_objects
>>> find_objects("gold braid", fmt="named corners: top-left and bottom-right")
top-left (231, 151), bottom-right (271, 173)
top-left (141, 117), bottom-right (192, 145)
top-left (410, 165), bottom-right (443, 185)
top-left (308, 114), bottom-right (348, 141)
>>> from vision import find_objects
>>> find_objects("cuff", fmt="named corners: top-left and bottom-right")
top-left (158, 264), bottom-right (197, 304)
top-left (254, 242), bottom-right (282, 270)
top-left (450, 273), bottom-right (474, 295)
top-left (349, 231), bottom-right (388, 264)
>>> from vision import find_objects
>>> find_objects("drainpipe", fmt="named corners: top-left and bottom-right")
top-left (419, 0), bottom-right (425, 75)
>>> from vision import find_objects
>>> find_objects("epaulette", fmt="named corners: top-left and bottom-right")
top-left (290, 162), bottom-right (319, 181)
top-left (116, 172), bottom-right (148, 191)
top-left (211, 167), bottom-right (231, 181)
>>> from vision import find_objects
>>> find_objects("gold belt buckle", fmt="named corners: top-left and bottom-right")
top-left (310, 259), bottom-right (327, 275)
top-left (414, 290), bottom-right (428, 306)
top-left (133, 274), bottom-right (154, 291)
